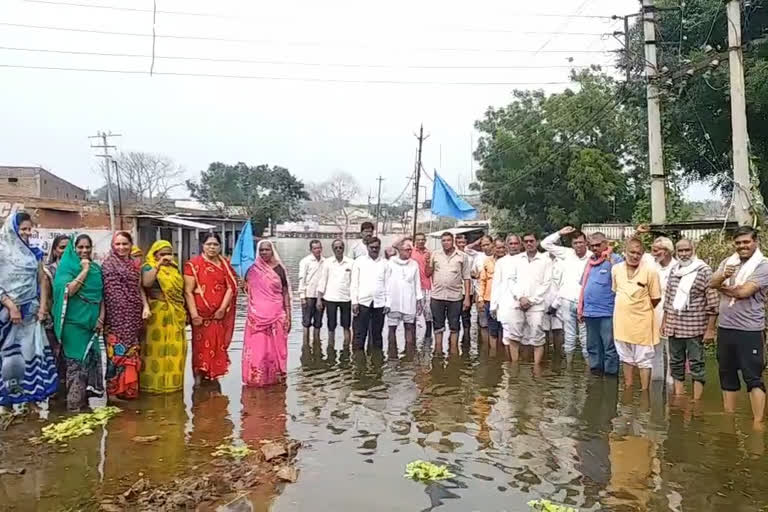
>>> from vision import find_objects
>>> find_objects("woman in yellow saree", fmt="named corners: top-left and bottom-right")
top-left (140, 240), bottom-right (187, 394)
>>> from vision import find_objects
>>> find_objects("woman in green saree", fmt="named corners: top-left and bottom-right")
top-left (52, 234), bottom-right (105, 411)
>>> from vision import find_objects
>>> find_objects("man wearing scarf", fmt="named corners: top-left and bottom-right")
top-left (710, 226), bottom-right (768, 425)
top-left (661, 239), bottom-right (718, 400)
top-left (579, 232), bottom-right (623, 376)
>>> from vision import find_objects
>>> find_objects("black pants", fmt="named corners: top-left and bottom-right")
top-left (717, 327), bottom-right (766, 392)
top-left (354, 303), bottom-right (384, 350)
top-left (325, 301), bottom-right (352, 331)
top-left (302, 298), bottom-right (323, 329)
top-left (461, 294), bottom-right (473, 331)
top-left (430, 298), bottom-right (462, 334)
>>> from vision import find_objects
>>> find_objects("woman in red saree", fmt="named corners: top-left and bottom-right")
top-left (183, 233), bottom-right (238, 385)
top-left (102, 231), bottom-right (150, 400)
top-left (242, 240), bottom-right (291, 387)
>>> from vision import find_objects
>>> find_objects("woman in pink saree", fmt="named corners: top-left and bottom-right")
top-left (243, 240), bottom-right (292, 387)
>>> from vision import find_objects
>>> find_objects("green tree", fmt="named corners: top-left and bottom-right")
top-left (621, 0), bottom-right (768, 201)
top-left (187, 162), bottom-right (309, 236)
top-left (473, 71), bottom-right (639, 235)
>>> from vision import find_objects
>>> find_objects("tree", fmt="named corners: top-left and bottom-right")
top-left (473, 71), bottom-right (640, 234)
top-left (379, 203), bottom-right (412, 234)
top-left (620, 0), bottom-right (768, 202)
top-left (108, 152), bottom-right (186, 204)
top-left (187, 162), bottom-right (309, 236)
top-left (305, 172), bottom-right (360, 239)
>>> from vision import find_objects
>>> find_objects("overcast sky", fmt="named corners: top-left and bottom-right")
top-left (1, 0), bottom-right (715, 202)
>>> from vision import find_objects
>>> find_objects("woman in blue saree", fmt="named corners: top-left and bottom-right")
top-left (0, 212), bottom-right (58, 407)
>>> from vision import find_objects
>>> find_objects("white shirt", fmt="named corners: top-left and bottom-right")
top-left (490, 252), bottom-right (552, 321)
top-left (471, 251), bottom-right (489, 295)
top-left (541, 232), bottom-right (592, 302)
top-left (351, 255), bottom-right (388, 307)
top-left (545, 257), bottom-right (564, 309)
top-left (297, 254), bottom-right (324, 299)
top-left (644, 254), bottom-right (677, 325)
top-left (351, 241), bottom-right (368, 260)
top-left (384, 257), bottom-right (423, 315)
top-left (318, 255), bottom-right (354, 302)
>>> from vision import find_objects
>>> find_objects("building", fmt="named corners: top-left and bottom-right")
top-left (0, 166), bottom-right (87, 201)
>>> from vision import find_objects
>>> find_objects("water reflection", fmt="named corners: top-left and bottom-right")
top-left (190, 382), bottom-right (233, 448)
top-left (7, 238), bottom-right (768, 511)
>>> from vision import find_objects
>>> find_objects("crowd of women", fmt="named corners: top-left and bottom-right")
top-left (0, 211), bottom-right (291, 411)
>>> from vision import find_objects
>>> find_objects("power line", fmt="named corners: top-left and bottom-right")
top-left (19, 0), bottom-right (621, 21)
top-left (0, 46), bottom-right (617, 70)
top-left (0, 22), bottom-right (618, 54)
top-left (473, 80), bottom-right (620, 164)
top-left (476, 85), bottom-right (628, 196)
top-left (0, 63), bottom-right (575, 86)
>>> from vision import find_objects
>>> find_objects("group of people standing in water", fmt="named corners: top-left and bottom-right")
top-left (0, 211), bottom-right (291, 411)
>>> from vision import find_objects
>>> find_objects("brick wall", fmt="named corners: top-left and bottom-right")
top-left (0, 167), bottom-right (39, 197)
top-left (38, 169), bottom-right (87, 201)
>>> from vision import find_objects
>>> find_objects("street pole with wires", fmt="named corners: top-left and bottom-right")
top-left (112, 159), bottom-right (124, 229)
top-left (375, 175), bottom-right (384, 235)
top-left (726, 0), bottom-right (752, 225)
top-left (642, 0), bottom-right (667, 224)
top-left (89, 131), bottom-right (121, 231)
top-left (412, 124), bottom-right (428, 239)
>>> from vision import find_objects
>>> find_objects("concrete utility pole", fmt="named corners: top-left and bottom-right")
top-left (411, 124), bottom-right (428, 239)
top-left (727, 0), bottom-right (752, 225)
top-left (89, 131), bottom-right (121, 231)
top-left (375, 175), bottom-right (384, 234)
top-left (642, 0), bottom-right (666, 224)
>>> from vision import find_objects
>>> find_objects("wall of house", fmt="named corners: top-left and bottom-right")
top-left (38, 169), bottom-right (87, 201)
top-left (0, 167), bottom-right (40, 197)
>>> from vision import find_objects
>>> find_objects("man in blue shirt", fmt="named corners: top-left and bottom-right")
top-left (579, 232), bottom-right (623, 376)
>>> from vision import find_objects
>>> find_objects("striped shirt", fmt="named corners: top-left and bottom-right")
top-left (662, 264), bottom-right (718, 338)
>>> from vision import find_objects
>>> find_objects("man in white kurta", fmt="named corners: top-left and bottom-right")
top-left (491, 233), bottom-right (553, 364)
top-left (646, 236), bottom-right (677, 383)
top-left (384, 240), bottom-right (423, 353)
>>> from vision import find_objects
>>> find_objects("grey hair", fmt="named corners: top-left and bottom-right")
top-left (676, 238), bottom-right (695, 251)
top-left (653, 236), bottom-right (674, 254)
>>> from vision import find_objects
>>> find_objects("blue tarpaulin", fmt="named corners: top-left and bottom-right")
top-left (430, 172), bottom-right (477, 220)
top-left (231, 220), bottom-right (255, 278)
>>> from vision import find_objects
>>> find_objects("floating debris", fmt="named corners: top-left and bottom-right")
top-left (131, 435), bottom-right (160, 444)
top-left (404, 460), bottom-right (455, 482)
top-left (527, 499), bottom-right (579, 512)
top-left (37, 407), bottom-right (121, 443)
top-left (260, 441), bottom-right (287, 461)
top-left (212, 443), bottom-right (254, 460)
top-left (103, 438), bottom-right (301, 510)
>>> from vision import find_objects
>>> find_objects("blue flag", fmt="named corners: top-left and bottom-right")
top-left (431, 172), bottom-right (477, 220)
top-left (231, 220), bottom-right (255, 278)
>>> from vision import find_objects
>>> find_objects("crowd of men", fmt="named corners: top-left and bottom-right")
top-left (296, 222), bottom-right (768, 425)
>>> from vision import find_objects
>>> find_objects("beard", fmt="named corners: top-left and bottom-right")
top-left (678, 258), bottom-right (693, 267)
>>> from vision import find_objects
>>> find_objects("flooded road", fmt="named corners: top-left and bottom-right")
top-left (3, 238), bottom-right (768, 511)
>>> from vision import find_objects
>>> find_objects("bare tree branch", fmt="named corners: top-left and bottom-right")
top-left (305, 172), bottom-right (360, 239)
top-left (96, 151), bottom-right (186, 206)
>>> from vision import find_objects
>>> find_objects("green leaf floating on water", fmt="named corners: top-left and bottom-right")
top-left (404, 460), bottom-right (455, 481)
top-left (527, 499), bottom-right (579, 512)
top-left (38, 406), bottom-right (121, 443)
top-left (212, 443), bottom-right (253, 459)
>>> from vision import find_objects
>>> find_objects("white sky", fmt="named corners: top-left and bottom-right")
top-left (2, 0), bottom-right (712, 205)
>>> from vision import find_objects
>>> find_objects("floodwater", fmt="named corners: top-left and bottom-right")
top-left (4, 238), bottom-right (768, 511)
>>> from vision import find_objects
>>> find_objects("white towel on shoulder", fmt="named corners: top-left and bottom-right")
top-left (671, 259), bottom-right (706, 311)
top-left (725, 248), bottom-right (766, 306)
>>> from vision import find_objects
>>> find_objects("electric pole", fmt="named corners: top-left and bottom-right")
top-left (112, 160), bottom-right (124, 230)
top-left (375, 175), bottom-right (384, 234)
top-left (412, 124), bottom-right (428, 239)
top-left (89, 131), bottom-right (121, 231)
top-left (642, 0), bottom-right (666, 224)
top-left (727, 0), bottom-right (752, 225)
